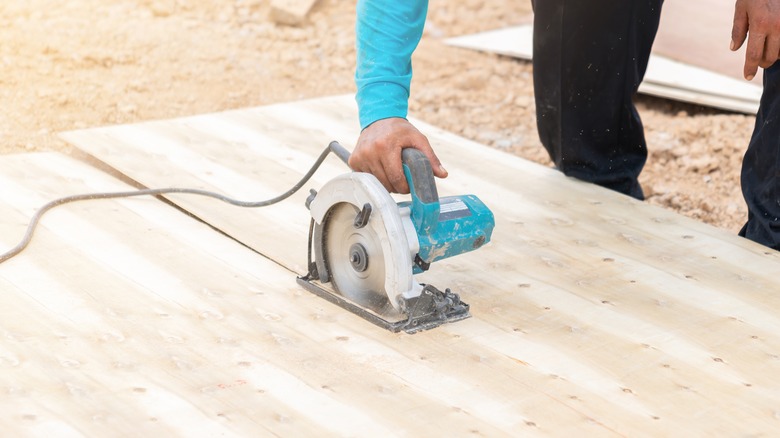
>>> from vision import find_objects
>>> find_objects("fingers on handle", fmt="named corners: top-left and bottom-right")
top-left (412, 135), bottom-right (448, 179)
top-left (385, 151), bottom-right (410, 194)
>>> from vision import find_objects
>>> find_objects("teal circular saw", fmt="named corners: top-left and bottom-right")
top-left (298, 144), bottom-right (495, 334)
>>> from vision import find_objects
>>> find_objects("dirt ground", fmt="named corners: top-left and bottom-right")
top-left (0, 0), bottom-right (757, 234)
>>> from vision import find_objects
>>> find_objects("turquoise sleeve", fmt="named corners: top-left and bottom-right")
top-left (355, 0), bottom-right (428, 130)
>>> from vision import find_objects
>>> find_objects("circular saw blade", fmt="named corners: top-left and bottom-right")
top-left (309, 172), bottom-right (420, 313)
top-left (324, 203), bottom-right (393, 314)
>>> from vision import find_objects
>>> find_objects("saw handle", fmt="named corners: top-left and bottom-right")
top-left (402, 148), bottom-right (439, 203)
top-left (402, 148), bottom-right (440, 233)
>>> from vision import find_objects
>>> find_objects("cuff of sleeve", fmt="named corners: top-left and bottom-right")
top-left (356, 81), bottom-right (410, 130)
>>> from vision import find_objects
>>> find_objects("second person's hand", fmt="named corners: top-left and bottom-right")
top-left (731, 0), bottom-right (780, 80)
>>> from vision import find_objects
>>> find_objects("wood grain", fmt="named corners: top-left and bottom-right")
top-left (51, 94), bottom-right (780, 435)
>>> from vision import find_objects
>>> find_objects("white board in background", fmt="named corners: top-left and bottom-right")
top-left (445, 25), bottom-right (762, 114)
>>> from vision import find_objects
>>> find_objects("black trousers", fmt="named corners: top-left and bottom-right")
top-left (532, 0), bottom-right (663, 200)
top-left (739, 64), bottom-right (780, 250)
top-left (533, 0), bottom-right (780, 250)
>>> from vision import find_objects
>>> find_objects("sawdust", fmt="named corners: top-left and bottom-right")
top-left (0, 0), bottom-right (754, 234)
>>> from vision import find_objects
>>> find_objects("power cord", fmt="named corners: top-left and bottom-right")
top-left (0, 141), bottom-right (352, 264)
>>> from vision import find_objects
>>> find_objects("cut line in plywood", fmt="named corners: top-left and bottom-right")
top-left (445, 25), bottom-right (763, 114)
top-left (56, 94), bottom-right (780, 434)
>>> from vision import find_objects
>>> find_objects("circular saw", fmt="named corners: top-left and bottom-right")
top-left (297, 145), bottom-right (495, 334)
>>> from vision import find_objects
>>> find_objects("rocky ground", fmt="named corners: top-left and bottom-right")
top-left (0, 0), bottom-right (757, 233)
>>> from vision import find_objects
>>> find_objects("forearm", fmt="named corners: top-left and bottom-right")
top-left (355, 0), bottom-right (428, 129)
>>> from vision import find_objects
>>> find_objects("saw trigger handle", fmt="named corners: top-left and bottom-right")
top-left (401, 148), bottom-right (439, 204)
top-left (401, 148), bottom-right (440, 234)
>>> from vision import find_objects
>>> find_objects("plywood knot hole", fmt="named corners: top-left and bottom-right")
top-left (712, 357), bottom-right (725, 363)
top-left (602, 257), bottom-right (615, 262)
top-left (525, 421), bottom-right (537, 427)
top-left (517, 283), bottom-right (531, 288)
top-left (550, 217), bottom-right (574, 226)
top-left (217, 380), bottom-right (247, 390)
top-left (682, 235), bottom-right (694, 239)
top-left (751, 335), bottom-right (759, 340)
top-left (652, 416), bottom-right (661, 420)
top-left (335, 336), bottom-right (349, 342)
top-left (262, 312), bottom-right (283, 322)
top-left (744, 382), bottom-right (753, 387)
top-left (59, 359), bottom-right (81, 368)
top-left (684, 274), bottom-right (695, 279)
top-left (199, 310), bottom-right (224, 320)
top-left (543, 306), bottom-right (551, 311)
top-left (132, 387), bottom-right (147, 393)
top-left (621, 387), bottom-right (635, 394)
top-left (237, 361), bottom-right (252, 367)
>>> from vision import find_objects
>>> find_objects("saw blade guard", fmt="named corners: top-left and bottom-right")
top-left (309, 172), bottom-right (422, 311)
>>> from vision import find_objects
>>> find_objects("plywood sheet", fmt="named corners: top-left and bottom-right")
top-left (654, 0), bottom-right (745, 80)
top-left (0, 152), bottom-right (611, 436)
top-left (57, 95), bottom-right (780, 434)
top-left (445, 24), bottom-right (762, 114)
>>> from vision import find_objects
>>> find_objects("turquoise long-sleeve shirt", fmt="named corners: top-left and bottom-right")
top-left (355, 0), bottom-right (428, 130)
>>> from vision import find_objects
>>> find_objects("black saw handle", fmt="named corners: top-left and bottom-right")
top-left (401, 148), bottom-right (439, 204)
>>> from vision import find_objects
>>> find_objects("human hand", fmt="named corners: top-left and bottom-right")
top-left (731, 0), bottom-right (780, 80)
top-left (349, 117), bottom-right (447, 194)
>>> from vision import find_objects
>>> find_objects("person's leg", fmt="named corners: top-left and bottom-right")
top-left (739, 63), bottom-right (780, 251)
top-left (532, 0), bottom-right (663, 200)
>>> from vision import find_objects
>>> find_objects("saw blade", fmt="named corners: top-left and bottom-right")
top-left (323, 202), bottom-right (395, 314)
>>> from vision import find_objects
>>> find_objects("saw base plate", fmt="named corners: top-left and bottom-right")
top-left (296, 274), bottom-right (470, 334)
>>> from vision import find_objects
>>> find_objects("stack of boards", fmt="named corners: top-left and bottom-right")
top-left (0, 95), bottom-right (778, 435)
top-left (445, 1), bottom-right (763, 114)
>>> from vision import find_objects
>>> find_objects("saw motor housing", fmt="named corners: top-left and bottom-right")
top-left (397, 149), bottom-right (494, 274)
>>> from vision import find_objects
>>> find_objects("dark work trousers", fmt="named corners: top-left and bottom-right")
top-left (532, 0), bottom-right (664, 200)
top-left (739, 63), bottom-right (780, 250)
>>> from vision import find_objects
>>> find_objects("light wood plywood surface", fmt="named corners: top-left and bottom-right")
top-left (0, 152), bottom-right (589, 436)
top-left (50, 94), bottom-right (780, 435)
